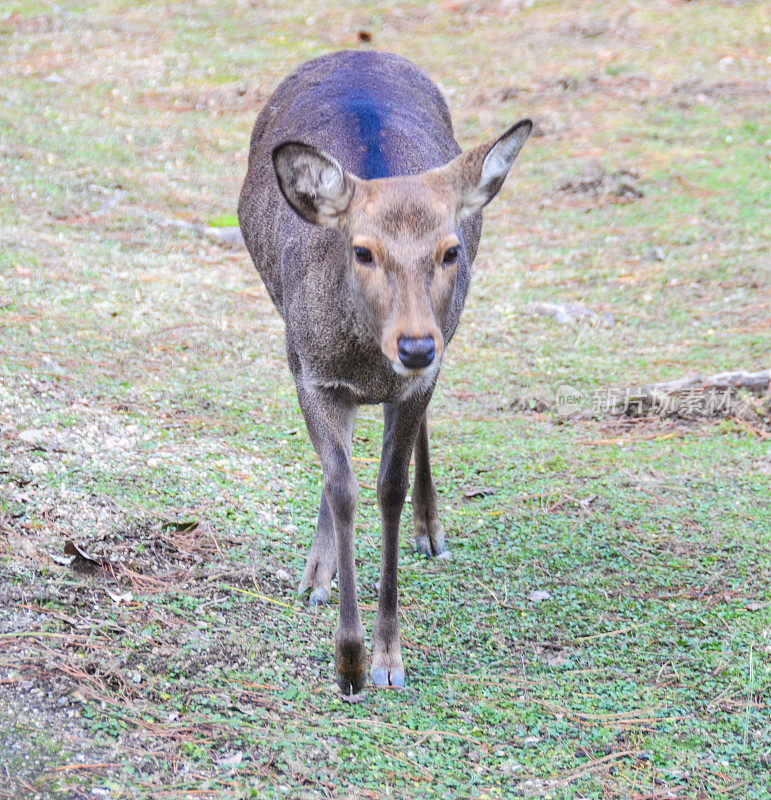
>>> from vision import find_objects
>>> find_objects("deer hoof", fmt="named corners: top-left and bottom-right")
top-left (415, 535), bottom-right (432, 556)
top-left (415, 534), bottom-right (450, 559)
top-left (335, 632), bottom-right (367, 696)
top-left (415, 517), bottom-right (448, 557)
top-left (371, 665), bottom-right (405, 689)
top-left (308, 587), bottom-right (330, 606)
top-left (336, 671), bottom-right (367, 696)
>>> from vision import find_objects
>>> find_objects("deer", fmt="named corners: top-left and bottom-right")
top-left (238, 50), bottom-right (531, 697)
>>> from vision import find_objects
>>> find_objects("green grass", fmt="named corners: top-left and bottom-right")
top-left (0, 1), bottom-right (769, 799)
top-left (208, 214), bottom-right (240, 228)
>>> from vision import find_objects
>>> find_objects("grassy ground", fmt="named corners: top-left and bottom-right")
top-left (1, 1), bottom-right (769, 798)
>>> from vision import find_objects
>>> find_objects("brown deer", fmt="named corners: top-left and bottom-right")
top-left (238, 51), bottom-right (531, 697)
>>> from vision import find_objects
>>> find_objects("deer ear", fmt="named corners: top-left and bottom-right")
top-left (443, 119), bottom-right (532, 220)
top-left (272, 142), bottom-right (357, 227)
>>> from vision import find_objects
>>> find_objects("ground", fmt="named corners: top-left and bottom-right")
top-left (0, 1), bottom-right (769, 798)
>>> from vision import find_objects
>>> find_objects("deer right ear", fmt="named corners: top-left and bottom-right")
top-left (442, 119), bottom-right (532, 220)
top-left (272, 142), bottom-right (356, 227)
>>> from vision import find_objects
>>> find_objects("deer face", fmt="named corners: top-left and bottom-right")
top-left (338, 177), bottom-right (461, 376)
top-left (272, 120), bottom-right (531, 377)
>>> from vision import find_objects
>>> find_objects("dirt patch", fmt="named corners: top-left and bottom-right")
top-left (555, 161), bottom-right (644, 204)
top-left (671, 78), bottom-right (770, 104)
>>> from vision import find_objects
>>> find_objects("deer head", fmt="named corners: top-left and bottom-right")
top-left (272, 119), bottom-right (532, 376)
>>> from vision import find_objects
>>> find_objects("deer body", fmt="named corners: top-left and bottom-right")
top-left (238, 51), bottom-right (530, 696)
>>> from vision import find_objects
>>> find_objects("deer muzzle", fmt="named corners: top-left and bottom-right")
top-left (397, 336), bottom-right (436, 370)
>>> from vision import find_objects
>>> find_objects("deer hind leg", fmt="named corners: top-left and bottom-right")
top-left (298, 492), bottom-right (337, 606)
top-left (411, 414), bottom-right (449, 559)
top-left (291, 343), bottom-right (338, 607)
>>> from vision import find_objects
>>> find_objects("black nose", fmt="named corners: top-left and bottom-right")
top-left (397, 336), bottom-right (435, 369)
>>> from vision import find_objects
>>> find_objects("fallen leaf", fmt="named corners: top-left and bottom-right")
top-left (17, 428), bottom-right (53, 447)
top-left (48, 552), bottom-right (76, 567)
top-left (463, 486), bottom-right (496, 499)
top-left (18, 540), bottom-right (39, 559)
top-left (219, 751), bottom-right (243, 768)
top-left (106, 588), bottom-right (134, 604)
top-left (535, 644), bottom-right (565, 668)
top-left (63, 540), bottom-right (103, 573)
top-left (64, 540), bottom-right (99, 560)
top-left (161, 520), bottom-right (199, 533)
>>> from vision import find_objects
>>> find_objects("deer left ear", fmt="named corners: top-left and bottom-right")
top-left (443, 119), bottom-right (532, 220)
top-left (272, 141), bottom-right (357, 227)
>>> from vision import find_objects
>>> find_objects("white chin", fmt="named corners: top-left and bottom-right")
top-left (391, 360), bottom-right (440, 379)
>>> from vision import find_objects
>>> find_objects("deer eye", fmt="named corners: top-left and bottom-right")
top-left (443, 246), bottom-right (459, 264)
top-left (353, 246), bottom-right (373, 264)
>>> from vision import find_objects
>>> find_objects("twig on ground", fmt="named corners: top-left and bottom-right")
top-left (549, 749), bottom-right (641, 786)
top-left (226, 583), bottom-right (302, 611)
